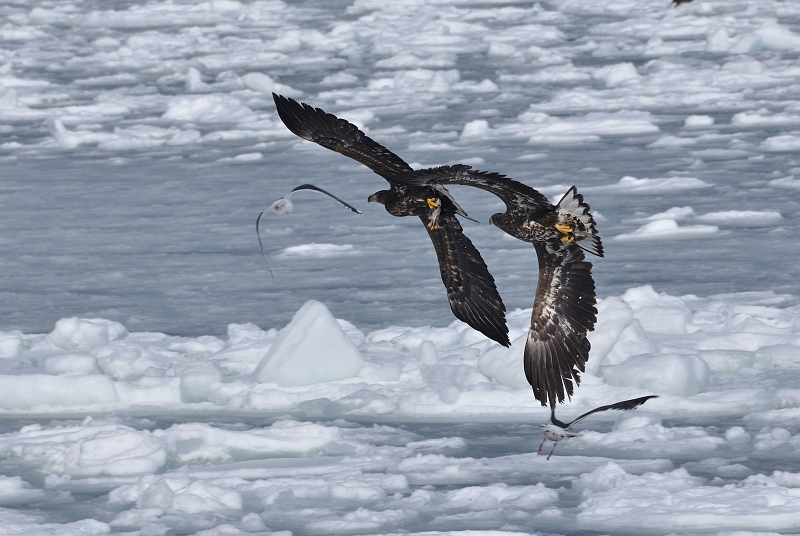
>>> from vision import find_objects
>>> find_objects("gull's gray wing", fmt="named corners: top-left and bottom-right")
top-left (424, 212), bottom-right (509, 347)
top-left (273, 93), bottom-right (413, 179)
top-left (287, 184), bottom-right (362, 214)
top-left (390, 165), bottom-right (554, 213)
top-left (564, 395), bottom-right (659, 429)
top-left (524, 242), bottom-right (598, 408)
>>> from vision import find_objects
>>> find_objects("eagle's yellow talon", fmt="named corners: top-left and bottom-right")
top-left (427, 221), bottom-right (438, 230)
top-left (427, 197), bottom-right (440, 209)
top-left (555, 223), bottom-right (573, 234)
top-left (561, 235), bottom-right (575, 243)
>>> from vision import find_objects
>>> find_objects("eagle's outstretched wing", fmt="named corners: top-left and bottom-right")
top-left (390, 165), bottom-right (554, 214)
top-left (424, 212), bottom-right (509, 347)
top-left (273, 93), bottom-right (412, 179)
top-left (273, 94), bottom-right (509, 347)
top-left (525, 243), bottom-right (597, 407)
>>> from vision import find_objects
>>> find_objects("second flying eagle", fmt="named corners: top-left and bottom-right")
top-left (272, 94), bottom-right (509, 347)
top-left (390, 165), bottom-right (603, 409)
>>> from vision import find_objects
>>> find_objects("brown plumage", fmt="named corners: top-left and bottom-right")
top-left (272, 94), bottom-right (509, 347)
top-left (389, 165), bottom-right (603, 408)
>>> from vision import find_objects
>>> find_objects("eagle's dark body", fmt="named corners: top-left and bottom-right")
top-left (272, 94), bottom-right (509, 347)
top-left (390, 165), bottom-right (603, 408)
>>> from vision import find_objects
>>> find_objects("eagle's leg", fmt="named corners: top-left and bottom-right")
top-left (555, 223), bottom-right (575, 243)
top-left (426, 198), bottom-right (441, 230)
top-left (546, 440), bottom-right (559, 460)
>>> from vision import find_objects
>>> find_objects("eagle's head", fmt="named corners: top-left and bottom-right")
top-left (368, 190), bottom-right (389, 205)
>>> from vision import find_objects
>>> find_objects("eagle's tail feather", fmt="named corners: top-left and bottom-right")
top-left (557, 186), bottom-right (604, 257)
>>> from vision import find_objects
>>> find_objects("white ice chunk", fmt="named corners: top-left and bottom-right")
top-left (277, 243), bottom-right (356, 258)
top-left (241, 72), bottom-right (302, 98)
top-left (0, 420), bottom-right (166, 477)
top-left (695, 210), bottom-right (783, 227)
top-left (577, 463), bottom-right (701, 497)
top-left (477, 335), bottom-right (529, 389)
top-left (253, 300), bottom-right (364, 386)
top-left (706, 27), bottom-right (732, 53)
top-left (162, 95), bottom-right (258, 124)
top-left (622, 286), bottom-right (692, 334)
top-left (697, 349), bottom-right (756, 373)
top-left (615, 219), bottom-right (719, 241)
top-left (0, 375), bottom-right (119, 410)
top-left (460, 119), bottom-right (492, 141)
top-left (46, 318), bottom-right (128, 351)
top-left (612, 411), bottom-right (661, 432)
top-left (419, 340), bottom-right (438, 366)
top-left (111, 474), bottom-right (242, 515)
top-left (440, 482), bottom-right (557, 511)
top-left (601, 353), bottom-right (709, 397)
top-left (178, 363), bottom-right (224, 403)
top-left (573, 466), bottom-right (800, 535)
top-left (754, 21), bottom-right (800, 51)
top-left (227, 322), bottom-right (270, 344)
top-left (761, 135), bottom-right (800, 152)
top-left (0, 330), bottom-right (30, 358)
top-left (641, 207), bottom-right (695, 222)
top-left (168, 336), bottom-right (226, 357)
top-left (684, 115), bottom-right (714, 128)
top-left (45, 353), bottom-right (101, 376)
top-left (769, 176), bottom-right (800, 190)
top-left (586, 297), bottom-right (634, 374)
top-left (592, 62), bottom-right (640, 88)
top-left (601, 320), bottom-right (658, 365)
top-left (610, 175), bottom-right (712, 193)
top-left (0, 475), bottom-right (47, 505)
top-left (725, 426), bottom-right (751, 445)
top-left (321, 72), bottom-right (358, 87)
top-left (185, 67), bottom-right (210, 93)
top-left (375, 52), bottom-right (457, 69)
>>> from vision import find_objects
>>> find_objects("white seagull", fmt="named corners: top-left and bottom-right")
top-left (538, 395), bottom-right (658, 459)
top-left (256, 183), bottom-right (361, 277)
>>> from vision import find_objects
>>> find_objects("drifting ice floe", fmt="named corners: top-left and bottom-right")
top-left (1, 286), bottom-right (800, 533)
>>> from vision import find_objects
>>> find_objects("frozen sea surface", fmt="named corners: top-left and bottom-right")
top-left (3, 288), bottom-right (800, 535)
top-left (2, 0), bottom-right (800, 534)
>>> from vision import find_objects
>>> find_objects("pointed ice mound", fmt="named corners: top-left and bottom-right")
top-left (253, 301), bottom-right (364, 386)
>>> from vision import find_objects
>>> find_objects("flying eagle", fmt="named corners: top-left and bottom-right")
top-left (272, 94), bottom-right (509, 347)
top-left (389, 165), bottom-right (603, 408)
top-left (538, 395), bottom-right (658, 459)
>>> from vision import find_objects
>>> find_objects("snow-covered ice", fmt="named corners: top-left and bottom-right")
top-left (2, 287), bottom-right (800, 534)
top-left (2, 0), bottom-right (800, 534)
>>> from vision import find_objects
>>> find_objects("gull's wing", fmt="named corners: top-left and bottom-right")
top-left (287, 184), bottom-right (362, 214)
top-left (424, 212), bottom-right (509, 347)
top-left (273, 93), bottom-right (413, 179)
top-left (390, 165), bottom-right (553, 214)
top-left (564, 395), bottom-right (659, 429)
top-left (524, 243), bottom-right (598, 407)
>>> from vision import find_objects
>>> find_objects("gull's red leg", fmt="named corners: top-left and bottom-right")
top-left (546, 441), bottom-right (559, 460)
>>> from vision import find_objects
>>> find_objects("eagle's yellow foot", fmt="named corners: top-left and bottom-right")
top-left (555, 223), bottom-right (573, 234)
top-left (560, 235), bottom-right (575, 243)
top-left (427, 221), bottom-right (439, 230)
top-left (427, 197), bottom-right (440, 209)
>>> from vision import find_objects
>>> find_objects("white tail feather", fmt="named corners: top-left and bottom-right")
top-left (557, 187), bottom-right (603, 257)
